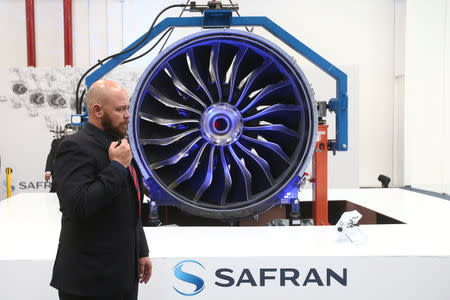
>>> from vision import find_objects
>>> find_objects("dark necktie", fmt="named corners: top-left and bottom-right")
top-left (128, 164), bottom-right (141, 216)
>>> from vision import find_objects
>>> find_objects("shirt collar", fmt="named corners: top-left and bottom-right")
top-left (83, 122), bottom-right (119, 148)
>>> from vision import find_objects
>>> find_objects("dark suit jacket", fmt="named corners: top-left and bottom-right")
top-left (45, 137), bottom-right (61, 173)
top-left (45, 137), bottom-right (62, 192)
top-left (50, 122), bottom-right (149, 297)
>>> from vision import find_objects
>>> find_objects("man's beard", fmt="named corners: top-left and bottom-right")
top-left (101, 112), bottom-right (128, 139)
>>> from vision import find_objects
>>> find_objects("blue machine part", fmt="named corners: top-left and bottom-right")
top-left (82, 13), bottom-right (349, 220)
top-left (129, 29), bottom-right (317, 219)
top-left (85, 15), bottom-right (348, 151)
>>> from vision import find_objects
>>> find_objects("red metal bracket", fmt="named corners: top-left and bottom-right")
top-left (311, 124), bottom-right (330, 225)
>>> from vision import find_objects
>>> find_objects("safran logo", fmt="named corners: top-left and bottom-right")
top-left (173, 260), bottom-right (206, 296)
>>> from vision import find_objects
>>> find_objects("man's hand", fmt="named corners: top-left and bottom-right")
top-left (109, 139), bottom-right (132, 168)
top-left (139, 257), bottom-right (152, 284)
top-left (45, 172), bottom-right (51, 182)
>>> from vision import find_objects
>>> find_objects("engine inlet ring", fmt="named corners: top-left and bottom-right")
top-left (129, 29), bottom-right (317, 219)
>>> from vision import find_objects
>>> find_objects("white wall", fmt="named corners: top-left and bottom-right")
top-left (403, 0), bottom-right (450, 194)
top-left (445, 1), bottom-right (450, 195)
top-left (2, 0), bottom-right (447, 192)
top-left (0, 0), bottom-right (27, 67)
top-left (393, 0), bottom-right (406, 187)
top-left (36, 0), bottom-right (65, 67)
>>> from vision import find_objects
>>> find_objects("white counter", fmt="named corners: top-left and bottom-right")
top-left (0, 189), bottom-right (449, 299)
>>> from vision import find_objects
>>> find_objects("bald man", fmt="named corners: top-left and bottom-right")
top-left (50, 80), bottom-right (151, 300)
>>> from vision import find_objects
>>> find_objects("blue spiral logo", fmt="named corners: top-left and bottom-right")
top-left (3, 180), bottom-right (15, 192)
top-left (173, 260), bottom-right (206, 296)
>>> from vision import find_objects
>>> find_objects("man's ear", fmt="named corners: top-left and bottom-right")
top-left (92, 103), bottom-right (103, 118)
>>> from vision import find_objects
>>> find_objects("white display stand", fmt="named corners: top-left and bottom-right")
top-left (0, 189), bottom-right (449, 299)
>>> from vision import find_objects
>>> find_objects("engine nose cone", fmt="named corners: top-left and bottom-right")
top-left (200, 103), bottom-right (243, 146)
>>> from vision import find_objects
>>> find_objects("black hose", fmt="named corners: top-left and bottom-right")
top-left (75, 3), bottom-right (188, 114)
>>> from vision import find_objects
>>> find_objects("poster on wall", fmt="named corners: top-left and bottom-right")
top-left (0, 66), bottom-right (143, 200)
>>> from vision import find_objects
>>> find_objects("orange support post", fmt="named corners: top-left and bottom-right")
top-left (311, 124), bottom-right (329, 225)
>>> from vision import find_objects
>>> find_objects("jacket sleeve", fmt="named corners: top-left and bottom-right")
top-left (45, 138), bottom-right (60, 172)
top-left (54, 138), bottom-right (128, 218)
top-left (135, 164), bottom-right (149, 257)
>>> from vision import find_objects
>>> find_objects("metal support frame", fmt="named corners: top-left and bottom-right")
top-left (85, 14), bottom-right (348, 151)
top-left (311, 124), bottom-right (330, 225)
